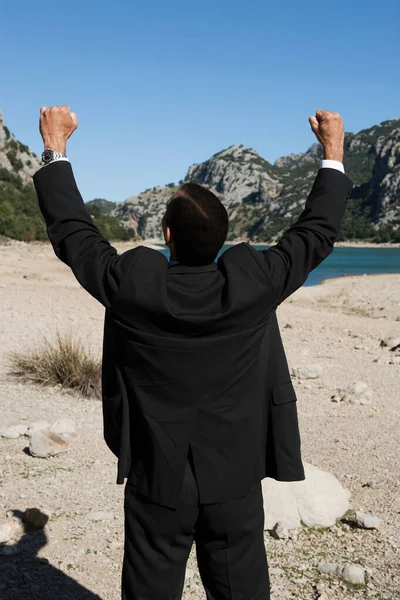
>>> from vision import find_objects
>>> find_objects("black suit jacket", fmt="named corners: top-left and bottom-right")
top-left (34, 162), bottom-right (352, 509)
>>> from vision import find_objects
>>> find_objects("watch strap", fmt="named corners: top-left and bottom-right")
top-left (41, 148), bottom-right (69, 165)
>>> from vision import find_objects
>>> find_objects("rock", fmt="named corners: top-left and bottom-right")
top-left (185, 567), bottom-right (194, 581)
top-left (341, 563), bottom-right (365, 585)
top-left (88, 511), bottom-right (114, 522)
top-left (270, 567), bottom-right (285, 576)
top-left (380, 336), bottom-right (400, 350)
top-left (29, 430), bottom-right (68, 458)
top-left (13, 424), bottom-right (28, 436)
top-left (0, 426), bottom-right (21, 439)
top-left (50, 418), bottom-right (76, 435)
top-left (318, 562), bottom-right (340, 576)
top-left (26, 421), bottom-right (50, 437)
top-left (271, 522), bottom-right (299, 540)
top-left (331, 381), bottom-right (373, 405)
top-left (353, 511), bottom-right (381, 530)
top-left (0, 520), bottom-right (23, 544)
top-left (317, 561), bottom-right (365, 585)
top-left (25, 508), bottom-right (51, 528)
top-left (262, 463), bottom-right (350, 530)
top-left (291, 364), bottom-right (323, 379)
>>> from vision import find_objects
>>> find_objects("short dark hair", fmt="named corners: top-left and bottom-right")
top-left (163, 182), bottom-right (228, 265)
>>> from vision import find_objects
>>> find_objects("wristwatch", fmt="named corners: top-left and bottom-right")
top-left (41, 148), bottom-right (68, 165)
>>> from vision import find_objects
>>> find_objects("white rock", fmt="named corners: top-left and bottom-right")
top-left (340, 563), bottom-right (365, 585)
top-left (380, 336), bottom-right (400, 350)
top-left (26, 421), bottom-right (50, 437)
top-left (185, 567), bottom-right (194, 581)
top-left (354, 511), bottom-right (381, 530)
top-left (262, 463), bottom-right (350, 530)
top-left (0, 521), bottom-right (23, 545)
top-left (13, 424), bottom-right (28, 436)
top-left (51, 418), bottom-right (76, 435)
top-left (29, 430), bottom-right (68, 458)
top-left (271, 521), bottom-right (298, 540)
top-left (331, 381), bottom-right (373, 405)
top-left (0, 426), bottom-right (20, 439)
top-left (318, 562), bottom-right (340, 575)
top-left (317, 561), bottom-right (365, 585)
top-left (291, 364), bottom-right (323, 379)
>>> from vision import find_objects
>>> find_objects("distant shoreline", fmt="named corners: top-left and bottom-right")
top-left (134, 239), bottom-right (400, 249)
top-left (1, 238), bottom-right (399, 250)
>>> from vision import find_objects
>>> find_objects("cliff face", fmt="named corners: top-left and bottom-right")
top-left (114, 119), bottom-right (400, 241)
top-left (0, 109), bottom-right (41, 184)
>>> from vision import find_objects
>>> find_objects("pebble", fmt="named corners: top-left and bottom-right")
top-left (0, 426), bottom-right (21, 439)
top-left (271, 522), bottom-right (299, 541)
top-left (0, 520), bottom-right (23, 544)
top-left (380, 336), bottom-right (400, 350)
top-left (331, 381), bottom-right (373, 405)
top-left (341, 563), bottom-right (366, 585)
top-left (29, 430), bottom-right (69, 458)
top-left (185, 567), bottom-right (194, 581)
top-left (317, 561), bottom-right (365, 585)
top-left (291, 364), bottom-right (323, 379)
top-left (354, 511), bottom-right (382, 530)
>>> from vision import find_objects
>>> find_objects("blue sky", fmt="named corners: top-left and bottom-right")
top-left (1, 0), bottom-right (399, 203)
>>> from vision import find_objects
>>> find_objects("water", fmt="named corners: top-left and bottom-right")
top-left (158, 244), bottom-right (400, 287)
top-left (249, 245), bottom-right (400, 286)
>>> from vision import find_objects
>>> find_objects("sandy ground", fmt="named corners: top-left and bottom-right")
top-left (0, 241), bottom-right (399, 600)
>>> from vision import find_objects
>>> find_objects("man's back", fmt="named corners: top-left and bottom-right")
top-left (104, 242), bottom-right (290, 507)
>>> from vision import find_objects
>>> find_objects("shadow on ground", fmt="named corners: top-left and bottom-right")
top-left (0, 510), bottom-right (102, 599)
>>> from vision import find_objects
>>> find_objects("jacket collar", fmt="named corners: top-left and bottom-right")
top-left (167, 262), bottom-right (218, 274)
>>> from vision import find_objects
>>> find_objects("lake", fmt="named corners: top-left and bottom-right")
top-left (158, 245), bottom-right (400, 287)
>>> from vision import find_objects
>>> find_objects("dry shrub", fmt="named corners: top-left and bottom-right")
top-left (8, 331), bottom-right (101, 399)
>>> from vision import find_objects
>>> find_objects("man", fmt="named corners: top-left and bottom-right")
top-left (33, 106), bottom-right (352, 600)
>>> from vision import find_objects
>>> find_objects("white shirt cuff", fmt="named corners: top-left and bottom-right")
top-left (320, 159), bottom-right (344, 173)
top-left (35, 157), bottom-right (70, 175)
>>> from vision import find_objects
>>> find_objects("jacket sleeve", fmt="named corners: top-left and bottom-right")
top-left (33, 161), bottom-right (137, 308)
top-left (248, 168), bottom-right (353, 305)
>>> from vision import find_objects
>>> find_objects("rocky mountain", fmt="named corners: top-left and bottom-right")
top-left (1, 108), bottom-right (399, 243)
top-left (0, 109), bottom-right (42, 183)
top-left (114, 119), bottom-right (400, 242)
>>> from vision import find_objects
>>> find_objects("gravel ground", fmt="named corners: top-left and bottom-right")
top-left (0, 241), bottom-right (399, 600)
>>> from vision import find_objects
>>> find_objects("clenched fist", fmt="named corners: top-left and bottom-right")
top-left (309, 110), bottom-right (344, 162)
top-left (39, 105), bottom-right (78, 154)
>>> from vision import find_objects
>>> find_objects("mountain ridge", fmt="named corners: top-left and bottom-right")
top-left (114, 118), bottom-right (400, 243)
top-left (1, 108), bottom-right (399, 243)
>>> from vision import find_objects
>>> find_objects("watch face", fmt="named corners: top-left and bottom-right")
top-left (42, 149), bottom-right (54, 162)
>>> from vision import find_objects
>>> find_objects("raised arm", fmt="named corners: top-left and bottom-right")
top-left (251, 110), bottom-right (353, 306)
top-left (33, 105), bottom-right (136, 308)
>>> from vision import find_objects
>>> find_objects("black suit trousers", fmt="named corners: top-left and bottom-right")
top-left (122, 450), bottom-right (270, 600)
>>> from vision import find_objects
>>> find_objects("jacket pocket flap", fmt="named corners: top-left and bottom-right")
top-left (272, 382), bottom-right (297, 405)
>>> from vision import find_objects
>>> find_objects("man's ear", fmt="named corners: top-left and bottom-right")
top-left (165, 226), bottom-right (171, 244)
